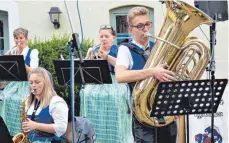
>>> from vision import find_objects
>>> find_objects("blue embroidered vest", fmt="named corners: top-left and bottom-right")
top-left (27, 106), bottom-right (60, 142)
top-left (124, 41), bottom-right (154, 89)
top-left (24, 48), bottom-right (32, 66)
top-left (128, 41), bottom-right (154, 70)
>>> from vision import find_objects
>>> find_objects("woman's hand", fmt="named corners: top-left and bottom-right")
top-left (25, 64), bottom-right (33, 73)
top-left (98, 49), bottom-right (108, 59)
top-left (22, 118), bottom-right (38, 133)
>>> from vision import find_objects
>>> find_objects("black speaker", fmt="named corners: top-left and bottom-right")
top-left (194, 0), bottom-right (228, 21)
top-left (0, 116), bottom-right (13, 143)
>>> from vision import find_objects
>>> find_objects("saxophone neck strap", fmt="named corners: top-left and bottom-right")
top-left (31, 99), bottom-right (40, 121)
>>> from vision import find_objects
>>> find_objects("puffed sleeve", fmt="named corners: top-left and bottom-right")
top-left (49, 96), bottom-right (68, 137)
top-left (30, 49), bottom-right (39, 68)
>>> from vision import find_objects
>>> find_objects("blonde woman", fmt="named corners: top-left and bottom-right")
top-left (1, 27), bottom-right (39, 136)
top-left (22, 67), bottom-right (68, 143)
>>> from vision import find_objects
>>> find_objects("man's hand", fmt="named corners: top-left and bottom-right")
top-left (151, 64), bottom-right (175, 82)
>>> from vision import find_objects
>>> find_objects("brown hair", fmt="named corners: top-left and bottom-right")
top-left (127, 7), bottom-right (149, 25)
top-left (13, 27), bottom-right (28, 38)
top-left (99, 25), bottom-right (116, 36)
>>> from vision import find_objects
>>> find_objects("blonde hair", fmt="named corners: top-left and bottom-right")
top-left (13, 27), bottom-right (28, 38)
top-left (127, 6), bottom-right (149, 25)
top-left (27, 67), bottom-right (57, 108)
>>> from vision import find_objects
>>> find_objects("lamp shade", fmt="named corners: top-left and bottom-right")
top-left (48, 7), bottom-right (62, 29)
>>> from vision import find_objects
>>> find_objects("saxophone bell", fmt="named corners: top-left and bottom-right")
top-left (13, 133), bottom-right (25, 143)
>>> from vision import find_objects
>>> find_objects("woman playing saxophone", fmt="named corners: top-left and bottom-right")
top-left (22, 67), bottom-right (68, 143)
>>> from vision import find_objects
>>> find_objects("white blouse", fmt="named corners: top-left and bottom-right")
top-left (25, 96), bottom-right (69, 137)
top-left (116, 40), bottom-right (150, 70)
top-left (5, 46), bottom-right (39, 68)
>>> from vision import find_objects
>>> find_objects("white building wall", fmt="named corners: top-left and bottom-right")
top-left (0, 0), bottom-right (20, 49)
top-left (0, 0), bottom-right (228, 142)
top-left (18, 1), bottom-right (161, 42)
top-left (18, 0), bottom-right (228, 89)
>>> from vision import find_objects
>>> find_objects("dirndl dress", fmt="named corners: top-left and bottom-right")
top-left (80, 74), bottom-right (133, 143)
top-left (0, 48), bottom-right (37, 136)
top-left (0, 81), bottom-right (30, 136)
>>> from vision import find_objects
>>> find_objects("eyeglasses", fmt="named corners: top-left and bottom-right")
top-left (100, 25), bottom-right (116, 35)
top-left (100, 25), bottom-right (112, 29)
top-left (131, 22), bottom-right (152, 30)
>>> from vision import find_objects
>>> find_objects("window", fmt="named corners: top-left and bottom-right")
top-left (0, 10), bottom-right (9, 54)
top-left (116, 15), bottom-right (128, 33)
top-left (0, 20), bottom-right (4, 54)
top-left (110, 6), bottom-right (154, 45)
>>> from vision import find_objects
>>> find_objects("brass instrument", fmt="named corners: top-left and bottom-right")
top-left (86, 43), bottom-right (104, 59)
top-left (132, 1), bottom-right (213, 142)
top-left (5, 43), bottom-right (20, 55)
top-left (13, 96), bottom-right (30, 143)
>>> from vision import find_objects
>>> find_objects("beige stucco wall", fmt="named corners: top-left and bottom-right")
top-left (18, 1), bottom-right (164, 41)
top-left (0, 0), bottom-right (20, 49)
top-left (17, 0), bottom-right (229, 79)
top-left (0, 0), bottom-right (228, 140)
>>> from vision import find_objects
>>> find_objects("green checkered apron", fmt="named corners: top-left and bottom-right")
top-left (80, 74), bottom-right (133, 143)
top-left (0, 81), bottom-right (30, 136)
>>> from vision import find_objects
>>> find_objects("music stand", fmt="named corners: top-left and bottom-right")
top-left (53, 59), bottom-right (112, 85)
top-left (0, 55), bottom-right (27, 81)
top-left (150, 79), bottom-right (228, 143)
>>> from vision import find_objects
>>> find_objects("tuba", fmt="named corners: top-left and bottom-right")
top-left (132, 0), bottom-right (214, 142)
top-left (12, 97), bottom-right (30, 143)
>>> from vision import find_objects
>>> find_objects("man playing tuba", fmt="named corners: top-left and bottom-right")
top-left (115, 6), bottom-right (177, 143)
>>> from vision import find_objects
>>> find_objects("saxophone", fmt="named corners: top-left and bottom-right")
top-left (12, 97), bottom-right (30, 143)
top-left (132, 0), bottom-right (214, 142)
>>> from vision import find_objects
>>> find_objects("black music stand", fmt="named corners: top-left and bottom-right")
top-left (53, 59), bottom-right (112, 85)
top-left (150, 79), bottom-right (228, 143)
top-left (0, 55), bottom-right (27, 81)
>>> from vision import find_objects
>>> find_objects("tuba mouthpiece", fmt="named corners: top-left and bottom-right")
top-left (143, 32), bottom-right (181, 49)
top-left (143, 32), bottom-right (152, 37)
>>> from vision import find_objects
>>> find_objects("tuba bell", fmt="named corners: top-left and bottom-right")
top-left (132, 0), bottom-right (214, 142)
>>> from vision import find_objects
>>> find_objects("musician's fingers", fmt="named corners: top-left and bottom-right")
top-left (161, 76), bottom-right (168, 82)
top-left (165, 74), bottom-right (174, 81)
top-left (164, 70), bottom-right (175, 76)
top-left (23, 128), bottom-right (30, 133)
top-left (22, 126), bottom-right (30, 132)
top-left (97, 52), bottom-right (101, 57)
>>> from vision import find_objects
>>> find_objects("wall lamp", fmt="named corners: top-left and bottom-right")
top-left (48, 7), bottom-right (62, 29)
